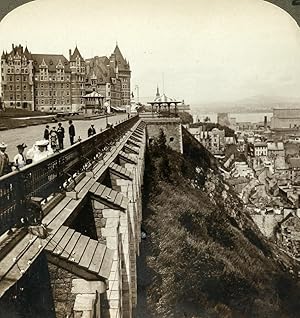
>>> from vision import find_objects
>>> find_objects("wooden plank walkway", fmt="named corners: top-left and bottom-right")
top-left (124, 144), bottom-right (139, 155)
top-left (118, 151), bottom-right (137, 164)
top-left (109, 162), bottom-right (133, 180)
top-left (45, 227), bottom-right (114, 280)
top-left (0, 119), bottom-right (144, 297)
top-left (89, 182), bottom-right (128, 210)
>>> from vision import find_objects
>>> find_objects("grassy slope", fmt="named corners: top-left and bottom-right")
top-left (142, 131), bottom-right (300, 318)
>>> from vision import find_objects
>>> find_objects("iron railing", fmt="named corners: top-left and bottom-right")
top-left (0, 115), bottom-right (139, 236)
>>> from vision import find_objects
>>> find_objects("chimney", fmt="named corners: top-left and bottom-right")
top-left (264, 116), bottom-right (267, 129)
top-left (69, 49), bottom-right (72, 60)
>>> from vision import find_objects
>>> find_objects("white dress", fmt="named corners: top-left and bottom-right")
top-left (13, 153), bottom-right (27, 169)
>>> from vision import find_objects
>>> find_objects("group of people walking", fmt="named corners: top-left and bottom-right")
top-left (0, 119), bottom-right (101, 177)
top-left (43, 120), bottom-right (77, 151)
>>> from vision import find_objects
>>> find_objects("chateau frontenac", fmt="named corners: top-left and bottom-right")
top-left (1, 44), bottom-right (131, 112)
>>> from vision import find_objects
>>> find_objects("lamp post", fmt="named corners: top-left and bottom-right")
top-left (104, 101), bottom-right (109, 128)
top-left (135, 85), bottom-right (139, 103)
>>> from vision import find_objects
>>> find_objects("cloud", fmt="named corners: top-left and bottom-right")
top-left (1, 0), bottom-right (300, 105)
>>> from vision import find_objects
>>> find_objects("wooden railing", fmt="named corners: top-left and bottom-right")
top-left (0, 115), bottom-right (139, 236)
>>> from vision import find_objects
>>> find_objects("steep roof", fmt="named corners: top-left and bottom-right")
top-left (70, 46), bottom-right (84, 62)
top-left (2, 44), bottom-right (32, 61)
top-left (110, 44), bottom-right (130, 71)
top-left (32, 54), bottom-right (70, 72)
top-left (86, 56), bottom-right (111, 82)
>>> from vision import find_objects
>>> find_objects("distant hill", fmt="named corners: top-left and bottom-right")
top-left (192, 95), bottom-right (300, 113)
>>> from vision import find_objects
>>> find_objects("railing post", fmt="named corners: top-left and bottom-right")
top-left (15, 171), bottom-right (26, 229)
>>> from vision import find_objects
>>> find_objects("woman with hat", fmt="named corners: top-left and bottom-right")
top-left (0, 142), bottom-right (10, 176)
top-left (32, 140), bottom-right (51, 163)
top-left (13, 143), bottom-right (27, 170)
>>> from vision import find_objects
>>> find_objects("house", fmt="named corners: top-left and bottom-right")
top-left (267, 142), bottom-right (285, 158)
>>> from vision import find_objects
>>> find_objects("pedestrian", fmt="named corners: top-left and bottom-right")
top-left (44, 125), bottom-right (50, 140)
top-left (0, 142), bottom-right (10, 176)
top-left (32, 140), bottom-right (52, 163)
top-left (50, 126), bottom-right (58, 151)
top-left (57, 123), bottom-right (65, 150)
top-left (88, 123), bottom-right (96, 137)
top-left (69, 120), bottom-right (75, 145)
top-left (13, 143), bottom-right (27, 170)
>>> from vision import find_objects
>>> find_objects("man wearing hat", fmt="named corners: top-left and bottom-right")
top-left (57, 123), bottom-right (65, 150)
top-left (13, 143), bottom-right (27, 170)
top-left (0, 142), bottom-right (10, 176)
top-left (88, 123), bottom-right (96, 137)
top-left (44, 125), bottom-right (50, 140)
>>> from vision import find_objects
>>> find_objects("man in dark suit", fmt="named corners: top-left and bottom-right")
top-left (68, 120), bottom-right (75, 145)
top-left (57, 123), bottom-right (65, 149)
top-left (43, 125), bottom-right (50, 140)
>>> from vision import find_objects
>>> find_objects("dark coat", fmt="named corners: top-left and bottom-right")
top-left (57, 126), bottom-right (65, 140)
top-left (44, 128), bottom-right (50, 140)
top-left (69, 124), bottom-right (75, 137)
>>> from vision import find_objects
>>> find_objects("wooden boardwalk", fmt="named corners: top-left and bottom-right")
top-left (45, 226), bottom-right (114, 280)
top-left (0, 119), bottom-right (143, 298)
top-left (89, 182), bottom-right (128, 211)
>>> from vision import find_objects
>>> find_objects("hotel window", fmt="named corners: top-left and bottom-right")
top-left (10, 95), bottom-right (13, 100)
top-left (23, 76), bottom-right (26, 81)
top-left (9, 85), bottom-right (13, 90)
top-left (16, 85), bottom-right (20, 90)
top-left (16, 77), bottom-right (20, 81)
top-left (17, 95), bottom-right (20, 99)
top-left (23, 95), bottom-right (26, 100)
top-left (25, 69), bottom-right (28, 73)
top-left (61, 84), bottom-right (63, 88)
top-left (23, 85), bottom-right (26, 90)
top-left (41, 99), bottom-right (44, 104)
top-left (41, 92), bottom-right (44, 96)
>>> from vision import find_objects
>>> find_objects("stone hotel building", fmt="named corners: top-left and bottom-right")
top-left (1, 44), bottom-right (131, 112)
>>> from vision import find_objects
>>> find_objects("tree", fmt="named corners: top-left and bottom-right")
top-left (204, 116), bottom-right (211, 123)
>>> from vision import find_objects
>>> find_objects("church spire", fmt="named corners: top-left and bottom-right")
top-left (156, 85), bottom-right (160, 98)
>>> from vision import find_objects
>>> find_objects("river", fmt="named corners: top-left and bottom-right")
top-left (191, 110), bottom-right (273, 124)
top-left (0, 113), bottom-right (127, 159)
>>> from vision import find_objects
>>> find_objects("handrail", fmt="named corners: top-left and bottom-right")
top-left (0, 115), bottom-right (139, 236)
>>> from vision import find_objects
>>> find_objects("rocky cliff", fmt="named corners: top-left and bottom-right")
top-left (138, 129), bottom-right (300, 318)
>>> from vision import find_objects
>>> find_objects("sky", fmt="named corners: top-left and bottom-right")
top-left (0, 0), bottom-right (300, 106)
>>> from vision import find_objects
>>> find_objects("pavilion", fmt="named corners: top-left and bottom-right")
top-left (147, 87), bottom-right (181, 117)
top-left (83, 91), bottom-right (105, 114)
